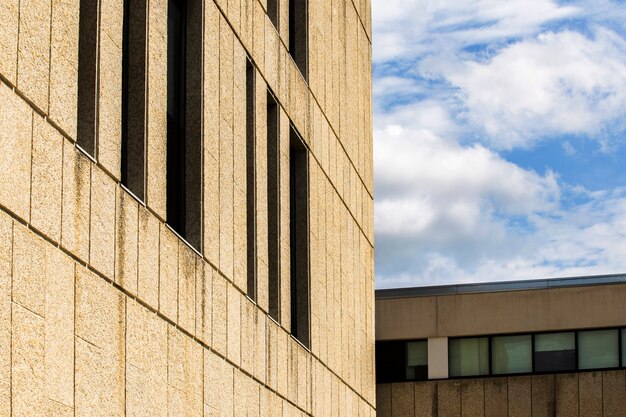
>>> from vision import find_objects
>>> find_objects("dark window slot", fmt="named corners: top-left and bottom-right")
top-left (268, 0), bottom-right (279, 29)
top-left (289, 126), bottom-right (309, 347)
top-left (246, 59), bottom-right (257, 301)
top-left (267, 91), bottom-right (280, 321)
top-left (288, 0), bottom-right (308, 79)
top-left (167, 0), bottom-right (202, 249)
top-left (77, 0), bottom-right (100, 156)
top-left (121, 0), bottom-right (147, 200)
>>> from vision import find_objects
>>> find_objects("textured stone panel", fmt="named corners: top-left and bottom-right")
top-left (49, 0), bottom-right (80, 139)
top-left (137, 205), bottom-right (159, 307)
top-left (603, 370), bottom-right (625, 417)
top-left (90, 167), bottom-right (117, 277)
top-left (159, 225), bottom-right (179, 321)
top-left (75, 337), bottom-right (125, 417)
top-left (125, 300), bottom-right (167, 416)
top-left (212, 272), bottom-right (228, 356)
top-left (0, 83), bottom-right (32, 221)
top-left (531, 375), bottom-right (555, 417)
top-left (227, 283), bottom-right (242, 365)
top-left (167, 327), bottom-right (203, 416)
top-left (414, 381), bottom-right (437, 417)
top-left (579, 371), bottom-right (602, 417)
top-left (12, 303), bottom-right (45, 416)
top-left (438, 380), bottom-right (461, 417)
top-left (44, 247), bottom-right (75, 407)
top-left (61, 144), bottom-right (91, 260)
top-left (17, 0), bottom-right (51, 111)
top-left (146, 0), bottom-right (167, 218)
top-left (115, 189), bottom-right (139, 295)
top-left (196, 261), bottom-right (212, 345)
top-left (0, 0), bottom-right (19, 83)
top-left (75, 267), bottom-right (125, 350)
top-left (508, 376), bottom-right (531, 417)
top-left (0, 216), bottom-right (10, 415)
top-left (461, 378), bottom-right (484, 417)
top-left (178, 242), bottom-right (196, 334)
top-left (31, 115), bottom-right (63, 241)
top-left (12, 225), bottom-right (46, 316)
top-left (484, 378), bottom-right (507, 417)
top-left (555, 373), bottom-right (578, 417)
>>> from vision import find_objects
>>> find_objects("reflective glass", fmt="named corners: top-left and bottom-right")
top-left (492, 335), bottom-right (532, 375)
top-left (622, 330), bottom-right (626, 367)
top-left (534, 332), bottom-right (576, 372)
top-left (578, 329), bottom-right (619, 370)
top-left (406, 340), bottom-right (428, 380)
top-left (449, 337), bottom-right (489, 377)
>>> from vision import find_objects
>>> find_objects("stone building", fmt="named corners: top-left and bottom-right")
top-left (375, 275), bottom-right (626, 417)
top-left (0, 0), bottom-right (374, 414)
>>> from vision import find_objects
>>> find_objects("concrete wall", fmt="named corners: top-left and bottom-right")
top-left (0, 0), bottom-right (374, 414)
top-left (377, 371), bottom-right (626, 417)
top-left (376, 284), bottom-right (626, 340)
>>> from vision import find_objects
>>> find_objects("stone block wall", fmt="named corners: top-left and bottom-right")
top-left (0, 0), bottom-right (374, 414)
top-left (377, 371), bottom-right (626, 417)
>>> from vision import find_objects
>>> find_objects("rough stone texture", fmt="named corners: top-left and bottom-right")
top-left (602, 370), bottom-right (625, 417)
top-left (167, 326), bottom-right (203, 416)
top-left (61, 143), bottom-right (91, 260)
top-left (159, 225), bottom-right (179, 321)
top-left (146, 0), bottom-right (167, 219)
top-left (391, 382), bottom-right (414, 417)
top-left (115, 189), bottom-right (139, 295)
top-left (438, 380), bottom-right (461, 417)
top-left (531, 375), bottom-right (555, 417)
top-left (96, 0), bottom-right (123, 179)
top-left (579, 371), bottom-right (603, 417)
top-left (137, 205), bottom-right (159, 306)
top-left (17, 0), bottom-right (51, 112)
top-left (555, 373), bottom-right (578, 417)
top-left (31, 115), bottom-right (63, 241)
top-left (49, 0), bottom-right (80, 139)
top-left (178, 242), bottom-right (197, 334)
top-left (461, 379), bottom-right (484, 417)
top-left (0, 216), bottom-right (11, 415)
top-left (0, 0), bottom-right (19, 84)
top-left (508, 376), bottom-right (531, 417)
top-left (0, 83), bottom-right (32, 221)
top-left (90, 167), bottom-right (117, 277)
top-left (484, 378), bottom-right (507, 417)
top-left (415, 382), bottom-right (437, 417)
top-left (227, 283), bottom-right (242, 366)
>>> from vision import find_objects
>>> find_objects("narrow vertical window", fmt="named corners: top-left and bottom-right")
top-left (246, 59), bottom-right (257, 300)
top-left (289, 127), bottom-right (309, 347)
top-left (167, 0), bottom-right (202, 249)
top-left (121, 0), bottom-right (147, 200)
top-left (267, 91), bottom-right (280, 321)
top-left (77, 0), bottom-right (100, 156)
top-left (288, 0), bottom-right (308, 79)
top-left (267, 0), bottom-right (279, 29)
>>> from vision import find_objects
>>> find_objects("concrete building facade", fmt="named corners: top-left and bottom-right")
top-left (375, 275), bottom-right (626, 417)
top-left (0, 0), bottom-right (374, 415)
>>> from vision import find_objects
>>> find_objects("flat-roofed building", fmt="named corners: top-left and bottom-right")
top-left (376, 274), bottom-right (626, 416)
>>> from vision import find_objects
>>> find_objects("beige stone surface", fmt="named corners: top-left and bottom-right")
top-left (62, 143), bottom-right (91, 260)
top-left (0, 216), bottom-right (10, 415)
top-left (555, 373), bottom-right (578, 417)
top-left (227, 283), bottom-right (242, 365)
top-left (75, 336), bottom-right (125, 417)
top-left (484, 378), bottom-right (507, 417)
top-left (146, 0), bottom-right (167, 219)
top-left (17, 0), bottom-right (51, 112)
top-left (0, 0), bottom-right (19, 84)
top-left (178, 243), bottom-right (197, 334)
top-left (44, 247), bottom-right (75, 407)
top-left (115, 189), bottom-right (139, 295)
top-left (196, 260), bottom-right (212, 345)
top-left (12, 303), bottom-right (46, 416)
top-left (531, 375), bottom-right (555, 417)
top-left (49, 0), bottom-right (79, 139)
top-left (579, 371), bottom-right (602, 417)
top-left (31, 115), bottom-right (63, 241)
top-left (212, 272), bottom-right (228, 356)
top-left (90, 167), bottom-right (117, 277)
top-left (12, 225), bottom-right (46, 316)
top-left (602, 370), bottom-right (625, 417)
top-left (0, 83), bottom-right (32, 222)
top-left (159, 225), bottom-right (179, 320)
top-left (137, 205), bottom-right (159, 306)
top-left (167, 326), bottom-right (203, 416)
top-left (125, 300), bottom-right (167, 416)
top-left (508, 376), bottom-right (531, 417)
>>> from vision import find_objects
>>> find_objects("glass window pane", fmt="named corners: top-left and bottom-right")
top-left (622, 330), bottom-right (626, 368)
top-left (534, 332), bottom-right (576, 372)
top-left (406, 340), bottom-right (428, 380)
top-left (449, 337), bottom-right (489, 377)
top-left (492, 335), bottom-right (532, 375)
top-left (578, 329), bottom-right (619, 370)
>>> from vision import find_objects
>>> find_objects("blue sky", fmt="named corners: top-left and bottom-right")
top-left (372, 0), bottom-right (626, 288)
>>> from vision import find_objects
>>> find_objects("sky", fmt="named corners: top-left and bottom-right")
top-left (372, 0), bottom-right (626, 288)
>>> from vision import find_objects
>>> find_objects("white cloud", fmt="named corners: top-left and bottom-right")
top-left (421, 28), bottom-right (626, 149)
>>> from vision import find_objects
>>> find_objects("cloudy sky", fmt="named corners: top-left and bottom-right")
top-left (372, 0), bottom-right (626, 288)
